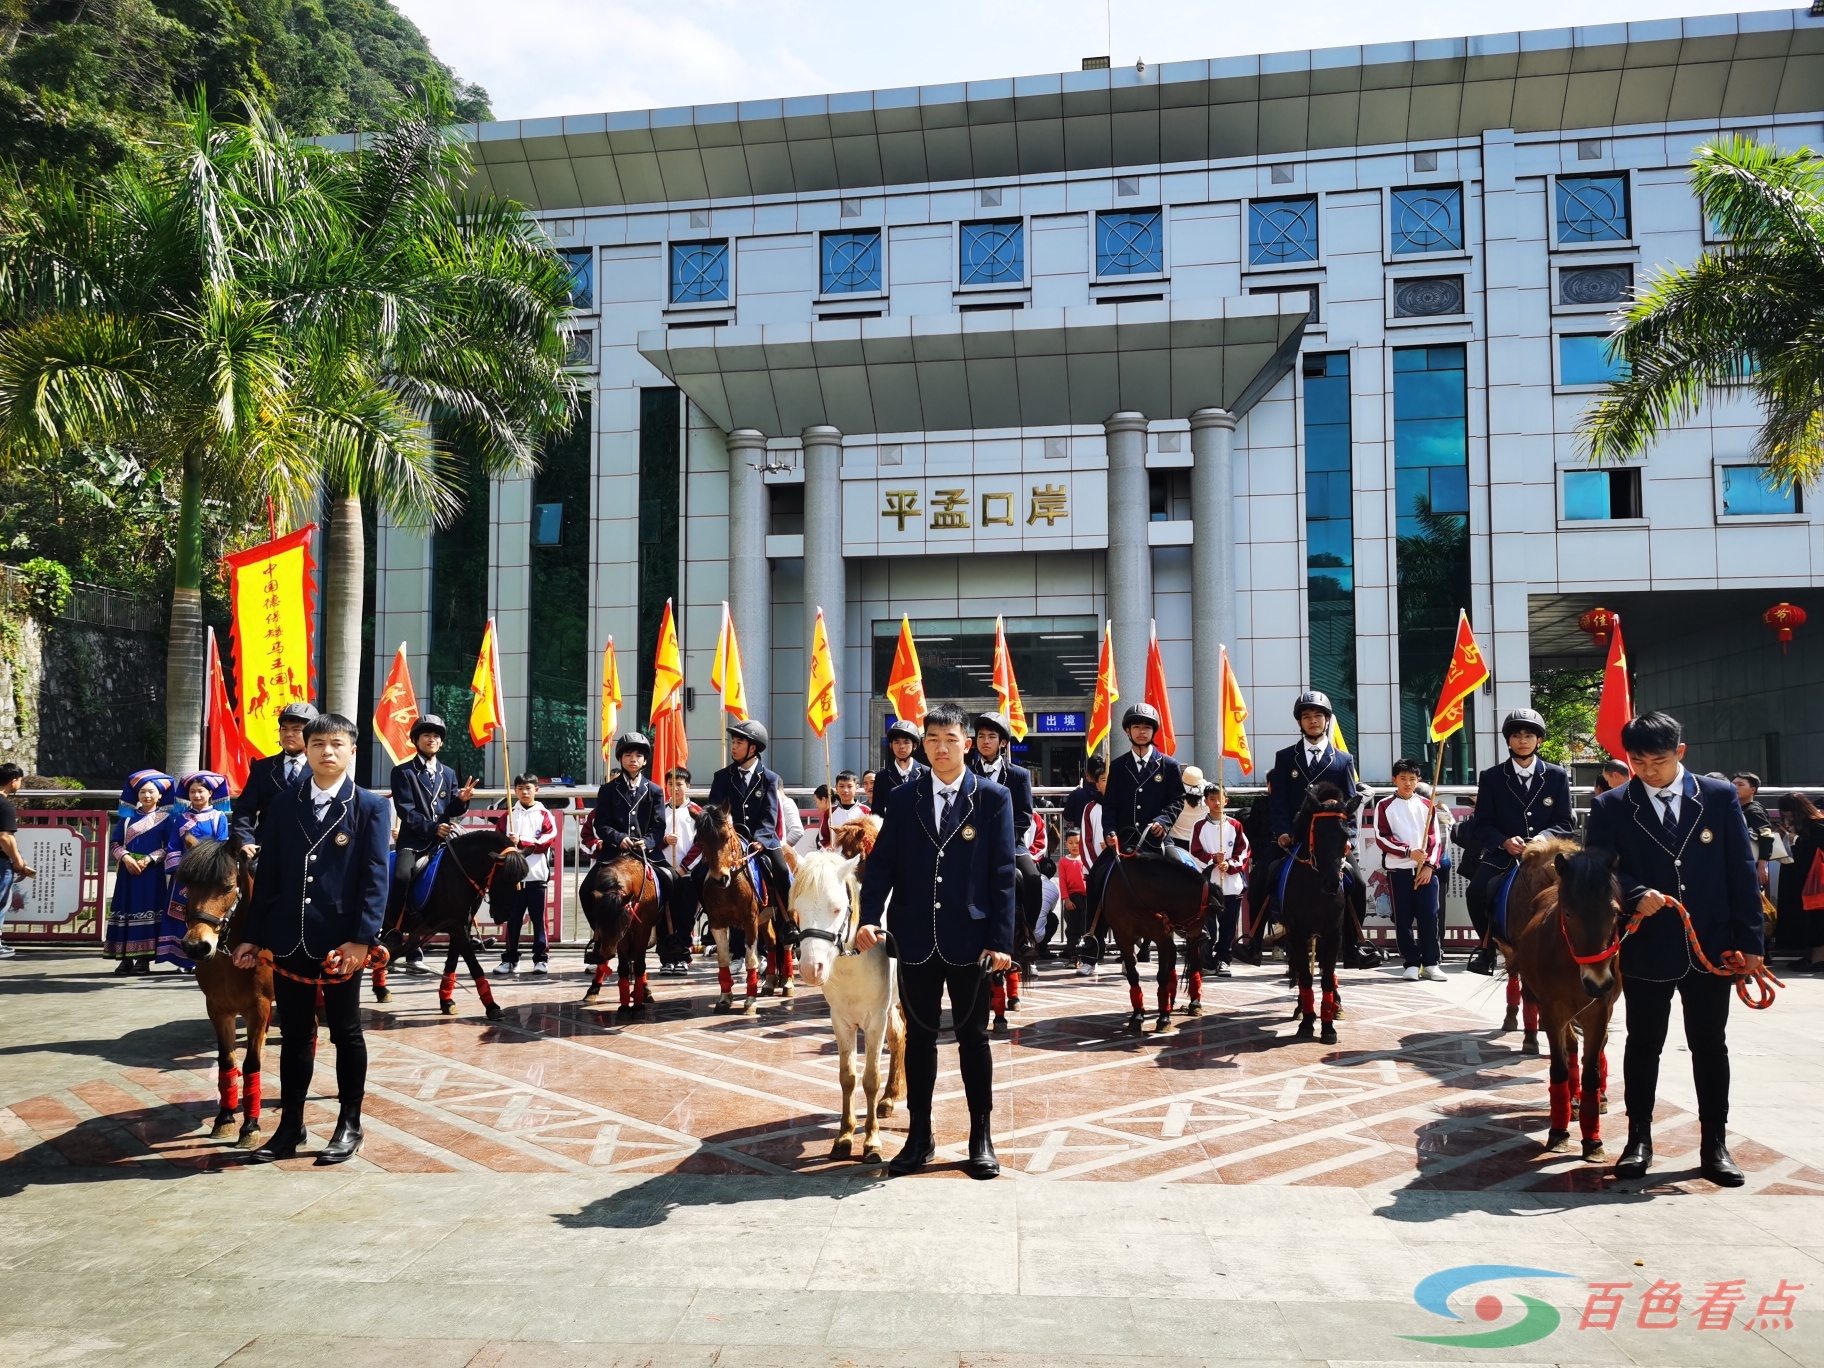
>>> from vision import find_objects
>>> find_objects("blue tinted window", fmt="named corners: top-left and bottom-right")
top-left (1097, 209), bottom-right (1164, 276)
top-left (1391, 186), bottom-right (1463, 255)
top-left (1559, 334), bottom-right (1625, 386)
top-left (559, 248), bottom-right (593, 308)
top-left (1301, 352), bottom-right (1356, 744)
top-left (670, 240), bottom-right (730, 304)
top-left (1249, 197), bottom-right (1318, 266)
top-left (1720, 465), bottom-right (1799, 516)
top-left (1563, 470), bottom-right (1610, 520)
top-left (960, 220), bottom-right (1024, 286)
top-left (821, 230), bottom-right (882, 294)
top-left (1556, 174), bottom-right (1630, 243)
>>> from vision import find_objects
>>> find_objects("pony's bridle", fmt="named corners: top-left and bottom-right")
top-left (184, 886), bottom-right (240, 933)
top-left (785, 884), bottom-right (861, 956)
top-left (1295, 809), bottom-right (1349, 869)
top-left (1560, 902), bottom-right (1622, 965)
top-left (445, 836), bottom-right (514, 900)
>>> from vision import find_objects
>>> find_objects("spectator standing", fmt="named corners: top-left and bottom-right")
top-left (1775, 792), bottom-right (1824, 972)
top-left (157, 772), bottom-right (230, 972)
top-left (1376, 759), bottom-right (1447, 982)
top-left (497, 774), bottom-right (556, 975)
top-left (0, 762), bottom-right (33, 958)
top-left (105, 770), bottom-right (174, 974)
top-left (1189, 785), bottom-right (1249, 976)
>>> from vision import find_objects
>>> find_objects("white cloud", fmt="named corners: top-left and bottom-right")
top-left (396, 0), bottom-right (1787, 122)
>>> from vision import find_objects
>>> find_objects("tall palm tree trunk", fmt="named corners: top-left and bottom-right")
top-left (165, 449), bottom-right (206, 775)
top-left (323, 492), bottom-right (364, 719)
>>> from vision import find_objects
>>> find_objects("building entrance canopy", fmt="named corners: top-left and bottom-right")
top-left (636, 296), bottom-right (1308, 438)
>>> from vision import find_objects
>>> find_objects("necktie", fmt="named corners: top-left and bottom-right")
top-left (284, 758), bottom-right (298, 784)
top-left (939, 789), bottom-right (957, 834)
top-left (1658, 792), bottom-right (1679, 837)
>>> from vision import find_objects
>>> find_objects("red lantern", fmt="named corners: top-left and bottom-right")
top-left (1578, 606), bottom-right (1618, 650)
top-left (1763, 601), bottom-right (1807, 654)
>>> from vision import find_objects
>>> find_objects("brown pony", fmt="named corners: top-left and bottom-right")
top-left (695, 802), bottom-right (773, 1013)
top-left (1092, 838), bottom-right (1212, 1036)
top-left (1490, 835), bottom-right (1578, 1054)
top-left (172, 840), bottom-right (274, 1148)
top-left (1509, 845), bottom-right (1622, 1162)
top-left (578, 854), bottom-right (667, 1010)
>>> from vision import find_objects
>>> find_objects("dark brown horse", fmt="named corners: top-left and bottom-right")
top-left (579, 854), bottom-right (667, 1010)
top-left (1279, 783), bottom-right (1353, 1044)
top-left (172, 841), bottom-right (274, 1148)
top-left (1091, 840), bottom-right (1211, 1035)
top-left (1510, 845), bottom-right (1622, 1162)
top-left (695, 802), bottom-right (775, 1013)
top-left (1492, 835), bottom-right (1579, 1053)
top-left (383, 830), bottom-right (528, 1021)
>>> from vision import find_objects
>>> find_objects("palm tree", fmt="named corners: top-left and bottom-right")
top-left (290, 91), bottom-right (578, 717)
top-left (1580, 136), bottom-right (1824, 488)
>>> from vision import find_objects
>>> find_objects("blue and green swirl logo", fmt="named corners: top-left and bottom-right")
top-left (1402, 1264), bottom-right (1577, 1347)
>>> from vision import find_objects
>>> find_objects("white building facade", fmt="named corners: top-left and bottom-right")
top-left (362, 8), bottom-right (1824, 789)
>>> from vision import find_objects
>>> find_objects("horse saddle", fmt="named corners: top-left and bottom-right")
top-left (386, 847), bottom-right (444, 912)
top-left (1490, 863), bottom-right (1521, 941)
top-left (746, 854), bottom-right (771, 907)
top-left (1273, 848), bottom-right (1346, 910)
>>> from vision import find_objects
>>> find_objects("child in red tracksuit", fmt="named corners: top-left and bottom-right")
top-left (498, 774), bottom-right (557, 974)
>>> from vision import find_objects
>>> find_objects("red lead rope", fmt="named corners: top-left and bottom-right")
top-left (1614, 898), bottom-right (1783, 1010)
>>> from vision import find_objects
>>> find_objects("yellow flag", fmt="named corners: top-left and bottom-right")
top-left (806, 607), bottom-right (839, 739)
top-left (711, 602), bottom-right (748, 721)
top-left (650, 600), bottom-right (684, 724)
top-left (1330, 714), bottom-right (1349, 754)
top-left (1086, 620), bottom-right (1119, 757)
top-left (599, 637), bottom-right (622, 762)
top-left (991, 615), bottom-right (1029, 740)
top-left (468, 617), bottom-right (505, 748)
top-left (1219, 644), bottom-right (1254, 777)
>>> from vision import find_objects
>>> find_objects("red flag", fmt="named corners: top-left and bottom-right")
top-left (373, 643), bottom-right (420, 766)
top-left (1086, 621), bottom-right (1119, 757)
top-left (650, 600), bottom-right (689, 779)
top-left (884, 615), bottom-right (927, 728)
top-left (205, 628), bottom-right (254, 796)
top-left (991, 616), bottom-right (1028, 740)
top-left (1142, 621), bottom-right (1176, 756)
top-left (1428, 610), bottom-right (1490, 742)
top-left (1595, 614), bottom-right (1633, 766)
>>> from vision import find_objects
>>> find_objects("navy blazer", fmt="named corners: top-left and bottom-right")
top-left (230, 751), bottom-right (307, 847)
top-left (1061, 779), bottom-right (1099, 834)
top-left (246, 779), bottom-right (391, 958)
top-left (706, 761), bottom-right (785, 850)
top-left (389, 756), bottom-right (468, 849)
top-left (860, 769), bottom-right (1017, 966)
top-left (970, 754), bottom-right (1035, 848)
top-left (871, 758), bottom-right (926, 808)
top-left (1585, 772), bottom-right (1763, 983)
top-left (1102, 748), bottom-right (1184, 845)
top-left (1471, 758), bottom-right (1575, 856)
top-left (1268, 741), bottom-right (1361, 839)
top-left (591, 774), bottom-right (666, 858)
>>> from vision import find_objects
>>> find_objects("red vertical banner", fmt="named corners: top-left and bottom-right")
top-left (223, 525), bottom-right (319, 758)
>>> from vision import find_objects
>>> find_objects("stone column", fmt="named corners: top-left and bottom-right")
top-left (1190, 407), bottom-right (1238, 779)
top-left (725, 429), bottom-right (771, 736)
top-left (801, 424), bottom-right (846, 771)
top-left (1104, 411), bottom-right (1152, 722)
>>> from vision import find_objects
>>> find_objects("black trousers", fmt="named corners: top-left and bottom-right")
top-left (1465, 853), bottom-right (1516, 938)
top-left (1622, 970), bottom-right (1733, 1129)
top-left (502, 880), bottom-right (549, 964)
top-left (898, 956), bottom-right (994, 1122)
top-left (1206, 892), bottom-right (1241, 961)
top-left (661, 867), bottom-right (697, 963)
top-left (273, 960), bottom-right (366, 1128)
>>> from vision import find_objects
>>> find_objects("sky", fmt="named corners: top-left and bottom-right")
top-left (393, 0), bottom-right (1791, 123)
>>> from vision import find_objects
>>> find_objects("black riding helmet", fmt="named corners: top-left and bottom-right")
top-left (277, 702), bottom-right (319, 727)
top-left (974, 710), bottom-right (1015, 743)
top-left (1502, 708), bottom-right (1548, 740)
top-left (727, 718), bottom-right (770, 753)
top-left (885, 718), bottom-right (922, 746)
top-left (1292, 690), bottom-right (1334, 721)
top-left (612, 731), bottom-right (652, 761)
top-left (409, 714), bottom-right (447, 741)
top-left (1121, 702), bottom-right (1161, 732)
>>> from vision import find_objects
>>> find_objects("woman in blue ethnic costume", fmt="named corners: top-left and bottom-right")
top-left (105, 769), bottom-right (174, 975)
top-left (155, 771), bottom-right (231, 971)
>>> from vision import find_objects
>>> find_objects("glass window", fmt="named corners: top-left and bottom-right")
top-left (1563, 471), bottom-right (1611, 520)
top-left (960, 220), bottom-right (1024, 286)
top-left (669, 240), bottom-right (730, 304)
top-left (1096, 209), bottom-right (1164, 276)
top-left (559, 248), bottom-right (593, 308)
top-left (1390, 185), bottom-right (1463, 255)
top-left (1559, 334), bottom-right (1626, 386)
top-left (1301, 351), bottom-right (1357, 745)
top-left (1250, 197), bottom-right (1318, 266)
top-left (1556, 174), bottom-right (1630, 244)
top-left (528, 402), bottom-right (592, 781)
top-left (1720, 465), bottom-right (1800, 516)
top-left (821, 230), bottom-right (882, 294)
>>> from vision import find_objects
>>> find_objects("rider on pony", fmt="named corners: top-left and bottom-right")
top-left (592, 733), bottom-right (674, 906)
top-left (698, 719), bottom-right (793, 915)
top-left (388, 713), bottom-right (477, 968)
top-left (1463, 707), bottom-right (1575, 976)
top-left (1081, 703), bottom-right (1193, 959)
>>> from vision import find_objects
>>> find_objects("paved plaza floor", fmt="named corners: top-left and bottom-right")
top-left (4, 945), bottom-right (1824, 1367)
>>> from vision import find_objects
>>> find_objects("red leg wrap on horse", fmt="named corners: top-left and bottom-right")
top-left (1320, 989), bottom-right (1337, 1025)
top-left (245, 1072), bottom-right (262, 1123)
top-left (1523, 1001), bottom-right (1540, 1033)
top-left (1188, 971), bottom-right (1203, 1002)
top-left (990, 979), bottom-right (1007, 1014)
top-left (219, 1066), bottom-right (240, 1112)
top-left (1128, 983), bottom-right (1145, 1012)
top-left (618, 974), bottom-right (632, 1008)
top-left (591, 960), bottom-right (611, 987)
top-left (1506, 976), bottom-right (1522, 1007)
top-left (1006, 968), bottom-right (1021, 999)
top-left (718, 965), bottom-right (734, 994)
top-left (1549, 1078), bottom-right (1572, 1131)
top-left (371, 965), bottom-right (388, 993)
top-left (782, 949), bottom-right (794, 979)
top-left (1599, 1051), bottom-right (1609, 1090)
top-left (439, 971), bottom-right (456, 1003)
top-left (474, 976), bottom-right (497, 1008)
top-left (746, 967), bottom-right (760, 998)
top-left (1298, 984), bottom-right (1315, 1017)
top-left (636, 972), bottom-right (651, 1004)
top-left (1580, 1085), bottom-right (1602, 1141)
top-left (1159, 971), bottom-right (1177, 1014)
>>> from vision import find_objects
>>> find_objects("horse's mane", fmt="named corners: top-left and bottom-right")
top-left (1557, 844), bottom-right (1619, 907)
top-left (175, 838), bottom-right (238, 890)
top-left (1522, 833), bottom-right (1580, 864)
top-left (1299, 781), bottom-right (1346, 814)
top-left (834, 815), bottom-right (880, 860)
top-left (696, 802), bottom-right (741, 875)
top-left (792, 847), bottom-right (858, 912)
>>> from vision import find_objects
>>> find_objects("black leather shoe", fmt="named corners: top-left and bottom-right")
top-left (1700, 1129), bottom-right (1745, 1187)
top-left (966, 1114), bottom-right (1000, 1180)
top-left (316, 1116), bottom-right (363, 1165)
top-left (1231, 938), bottom-right (1262, 967)
top-left (1466, 943), bottom-right (1499, 976)
top-left (887, 1126), bottom-right (934, 1177)
top-left (250, 1121), bottom-right (305, 1163)
top-left (1614, 1123), bottom-right (1653, 1181)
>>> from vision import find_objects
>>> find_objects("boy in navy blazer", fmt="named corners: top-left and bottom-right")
top-left (858, 701), bottom-right (1016, 1179)
top-left (231, 701), bottom-right (317, 856)
top-left (1585, 711), bottom-right (1764, 1187)
top-left (1464, 707), bottom-right (1576, 974)
top-left (234, 713), bottom-right (391, 1166)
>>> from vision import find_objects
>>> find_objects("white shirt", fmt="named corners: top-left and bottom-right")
top-left (1130, 745), bottom-right (1156, 767)
top-left (1652, 767), bottom-right (1690, 827)
top-left (932, 773), bottom-right (964, 832)
top-left (1170, 801), bottom-right (1203, 843)
top-left (1305, 743), bottom-right (1326, 769)
top-left (1376, 793), bottom-right (1437, 871)
top-left (280, 753), bottom-right (305, 785)
top-left (1190, 815), bottom-right (1248, 895)
top-left (663, 801), bottom-right (698, 871)
top-left (506, 800), bottom-right (555, 882)
top-left (1082, 800), bottom-right (1106, 860)
top-left (776, 779), bottom-right (803, 842)
top-left (1511, 757), bottom-right (1539, 782)
top-left (309, 779), bottom-right (342, 817)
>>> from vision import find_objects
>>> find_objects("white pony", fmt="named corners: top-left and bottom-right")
top-left (790, 848), bottom-right (905, 1162)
